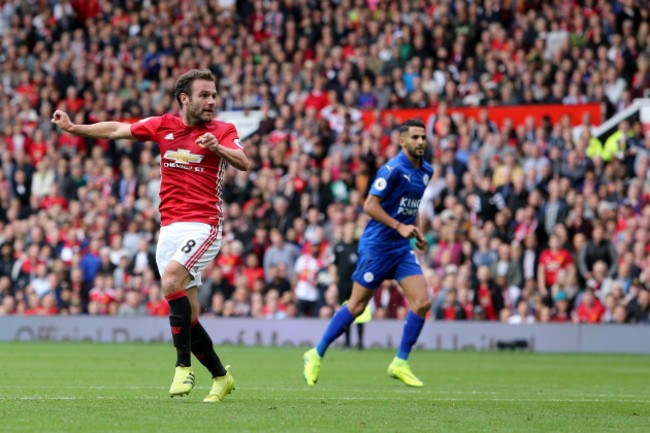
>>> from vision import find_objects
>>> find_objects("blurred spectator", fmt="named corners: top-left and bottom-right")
top-left (508, 298), bottom-right (535, 324)
top-left (146, 285), bottom-right (168, 317)
top-left (537, 233), bottom-right (575, 299)
top-left (573, 289), bottom-right (605, 324)
top-left (118, 291), bottom-right (147, 317)
top-left (472, 265), bottom-right (504, 321)
top-left (434, 288), bottom-right (466, 321)
top-left (552, 291), bottom-right (572, 323)
top-left (231, 277), bottom-right (252, 317)
top-left (263, 289), bottom-right (286, 320)
top-left (626, 288), bottom-right (650, 323)
top-left (80, 237), bottom-right (103, 285)
top-left (291, 239), bottom-right (326, 317)
top-left (490, 242), bottom-right (524, 294)
top-left (262, 227), bottom-right (300, 283)
top-left (241, 253), bottom-right (265, 290)
top-left (374, 281), bottom-right (409, 320)
top-left (578, 222), bottom-right (618, 280)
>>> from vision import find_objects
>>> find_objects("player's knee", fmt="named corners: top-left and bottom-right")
top-left (161, 273), bottom-right (184, 295)
top-left (413, 298), bottom-right (431, 316)
top-left (347, 302), bottom-right (366, 317)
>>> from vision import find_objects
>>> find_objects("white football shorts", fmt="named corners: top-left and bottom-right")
top-left (156, 222), bottom-right (222, 289)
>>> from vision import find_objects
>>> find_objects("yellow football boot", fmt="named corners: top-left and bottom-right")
top-left (169, 366), bottom-right (195, 397)
top-left (302, 348), bottom-right (322, 385)
top-left (387, 357), bottom-right (423, 387)
top-left (203, 366), bottom-right (235, 402)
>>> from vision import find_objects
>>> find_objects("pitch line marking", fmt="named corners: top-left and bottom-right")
top-left (2, 385), bottom-right (648, 401)
top-left (4, 396), bottom-right (650, 404)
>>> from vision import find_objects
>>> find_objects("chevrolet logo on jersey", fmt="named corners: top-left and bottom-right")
top-left (163, 149), bottom-right (204, 164)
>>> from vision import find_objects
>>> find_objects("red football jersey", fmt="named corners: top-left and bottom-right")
top-left (130, 114), bottom-right (243, 226)
top-left (538, 249), bottom-right (573, 287)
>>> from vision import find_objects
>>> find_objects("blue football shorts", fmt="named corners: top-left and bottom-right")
top-left (351, 247), bottom-right (423, 289)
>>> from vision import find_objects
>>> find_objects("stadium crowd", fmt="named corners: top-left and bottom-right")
top-left (0, 0), bottom-right (649, 325)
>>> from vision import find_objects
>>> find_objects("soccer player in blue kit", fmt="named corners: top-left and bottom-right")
top-left (303, 119), bottom-right (433, 387)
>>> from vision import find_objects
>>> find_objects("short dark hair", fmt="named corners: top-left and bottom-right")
top-left (174, 69), bottom-right (216, 105)
top-left (400, 119), bottom-right (426, 135)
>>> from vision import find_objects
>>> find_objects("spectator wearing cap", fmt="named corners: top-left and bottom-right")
top-left (474, 305), bottom-right (488, 322)
top-left (552, 291), bottom-right (571, 323)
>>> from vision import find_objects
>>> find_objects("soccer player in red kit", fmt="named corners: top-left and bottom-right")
top-left (51, 69), bottom-right (249, 402)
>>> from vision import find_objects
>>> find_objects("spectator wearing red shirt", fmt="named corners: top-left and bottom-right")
top-left (434, 288), bottom-right (467, 321)
top-left (19, 244), bottom-right (44, 282)
top-left (40, 184), bottom-right (68, 211)
top-left (303, 76), bottom-right (329, 112)
top-left (23, 293), bottom-right (59, 316)
top-left (146, 285), bottom-right (169, 317)
top-left (472, 265), bottom-right (504, 321)
top-left (241, 253), bottom-right (265, 291)
top-left (538, 233), bottom-right (575, 298)
top-left (573, 289), bottom-right (605, 323)
top-left (88, 274), bottom-right (117, 315)
top-left (28, 129), bottom-right (50, 166)
top-left (215, 241), bottom-right (243, 286)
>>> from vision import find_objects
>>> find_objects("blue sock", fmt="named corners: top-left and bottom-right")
top-left (396, 311), bottom-right (425, 360)
top-left (316, 305), bottom-right (355, 358)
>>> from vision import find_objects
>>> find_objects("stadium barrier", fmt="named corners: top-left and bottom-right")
top-left (1, 316), bottom-right (648, 354)
top-left (360, 103), bottom-right (603, 130)
top-left (112, 103), bottom-right (602, 144)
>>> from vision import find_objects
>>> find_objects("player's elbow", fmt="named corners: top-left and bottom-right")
top-left (363, 200), bottom-right (374, 215)
top-left (236, 157), bottom-right (251, 171)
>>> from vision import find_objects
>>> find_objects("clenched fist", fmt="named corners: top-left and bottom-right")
top-left (51, 110), bottom-right (73, 132)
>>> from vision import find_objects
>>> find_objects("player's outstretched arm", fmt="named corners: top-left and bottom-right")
top-left (51, 110), bottom-right (135, 140)
top-left (364, 194), bottom-right (423, 241)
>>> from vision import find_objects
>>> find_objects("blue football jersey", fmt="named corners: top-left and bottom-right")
top-left (359, 151), bottom-right (433, 252)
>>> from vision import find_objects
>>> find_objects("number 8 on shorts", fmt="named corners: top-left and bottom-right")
top-left (156, 222), bottom-right (223, 289)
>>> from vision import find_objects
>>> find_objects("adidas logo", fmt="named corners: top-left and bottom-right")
top-left (164, 133), bottom-right (174, 140)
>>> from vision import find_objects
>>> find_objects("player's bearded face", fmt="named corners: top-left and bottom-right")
top-left (185, 80), bottom-right (217, 124)
top-left (403, 127), bottom-right (427, 159)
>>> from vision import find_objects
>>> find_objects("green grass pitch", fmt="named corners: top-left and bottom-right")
top-left (0, 342), bottom-right (648, 432)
